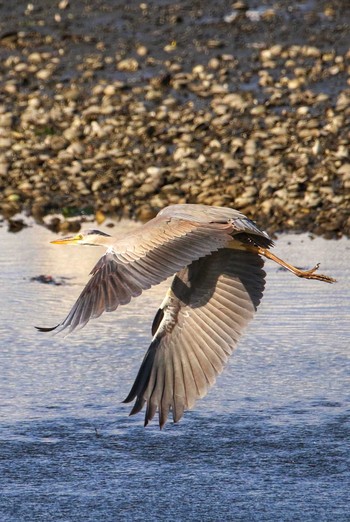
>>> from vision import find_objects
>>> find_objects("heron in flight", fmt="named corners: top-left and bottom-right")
top-left (37, 204), bottom-right (335, 428)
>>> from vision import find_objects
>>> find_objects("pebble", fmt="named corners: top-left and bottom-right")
top-left (117, 58), bottom-right (139, 72)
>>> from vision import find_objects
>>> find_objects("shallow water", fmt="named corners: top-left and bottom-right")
top-left (0, 222), bottom-right (349, 521)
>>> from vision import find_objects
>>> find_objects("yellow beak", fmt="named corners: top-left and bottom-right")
top-left (50, 234), bottom-right (82, 245)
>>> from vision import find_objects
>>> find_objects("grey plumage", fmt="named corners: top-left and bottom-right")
top-left (39, 204), bottom-right (271, 334)
top-left (124, 248), bottom-right (266, 428)
top-left (37, 203), bottom-right (334, 427)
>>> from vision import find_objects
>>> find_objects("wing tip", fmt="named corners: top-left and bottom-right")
top-left (35, 324), bottom-right (59, 333)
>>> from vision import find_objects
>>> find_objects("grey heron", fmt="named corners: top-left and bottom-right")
top-left (37, 204), bottom-right (335, 428)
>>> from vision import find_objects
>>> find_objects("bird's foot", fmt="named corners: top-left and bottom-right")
top-left (292, 263), bottom-right (336, 283)
top-left (256, 248), bottom-right (337, 284)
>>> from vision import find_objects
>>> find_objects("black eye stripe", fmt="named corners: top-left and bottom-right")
top-left (84, 229), bottom-right (111, 237)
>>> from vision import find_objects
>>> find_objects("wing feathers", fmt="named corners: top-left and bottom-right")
top-left (38, 205), bottom-right (270, 335)
top-left (39, 219), bottom-right (238, 333)
top-left (125, 248), bottom-right (266, 427)
top-left (36, 204), bottom-right (271, 428)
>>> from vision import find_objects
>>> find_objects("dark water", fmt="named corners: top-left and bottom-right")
top-left (0, 223), bottom-right (349, 521)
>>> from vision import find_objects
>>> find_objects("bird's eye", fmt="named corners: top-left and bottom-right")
top-left (76, 234), bottom-right (84, 240)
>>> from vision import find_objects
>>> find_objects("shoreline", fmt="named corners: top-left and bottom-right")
top-left (0, 0), bottom-right (349, 238)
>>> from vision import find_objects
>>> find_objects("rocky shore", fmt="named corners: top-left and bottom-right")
top-left (0, 0), bottom-right (349, 237)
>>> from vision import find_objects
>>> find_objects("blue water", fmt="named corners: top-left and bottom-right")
top-left (0, 222), bottom-right (349, 521)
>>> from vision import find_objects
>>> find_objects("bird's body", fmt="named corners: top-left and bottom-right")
top-left (38, 204), bottom-right (335, 428)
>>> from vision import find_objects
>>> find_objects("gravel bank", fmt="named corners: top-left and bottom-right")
top-left (0, 0), bottom-right (349, 237)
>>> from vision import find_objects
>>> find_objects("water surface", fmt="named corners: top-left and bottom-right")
top-left (0, 223), bottom-right (349, 521)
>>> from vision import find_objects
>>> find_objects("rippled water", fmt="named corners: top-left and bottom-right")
top-left (0, 222), bottom-right (349, 521)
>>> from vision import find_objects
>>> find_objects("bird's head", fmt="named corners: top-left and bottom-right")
top-left (51, 229), bottom-right (112, 247)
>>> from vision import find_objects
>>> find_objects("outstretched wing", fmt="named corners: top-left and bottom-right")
top-left (123, 247), bottom-right (266, 428)
top-left (37, 219), bottom-right (235, 334)
top-left (37, 205), bottom-right (271, 335)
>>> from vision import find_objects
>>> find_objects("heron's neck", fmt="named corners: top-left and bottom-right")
top-left (84, 235), bottom-right (114, 247)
